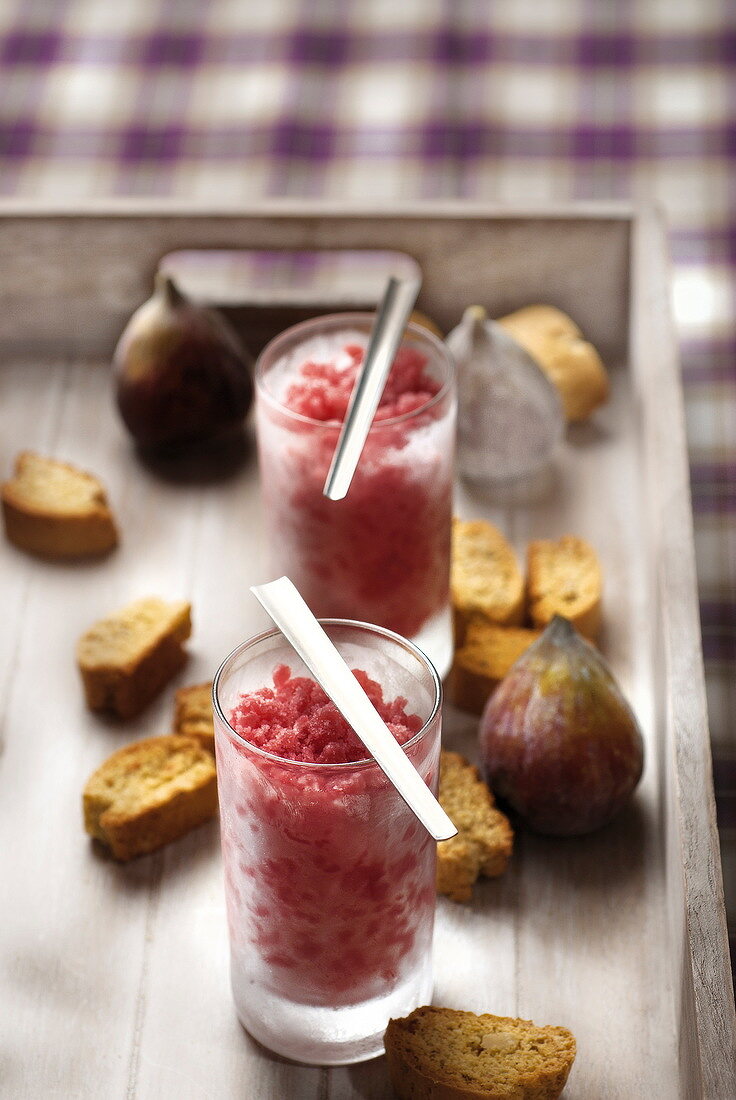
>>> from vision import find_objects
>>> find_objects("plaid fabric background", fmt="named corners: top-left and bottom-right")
top-left (1, 0), bottom-right (734, 977)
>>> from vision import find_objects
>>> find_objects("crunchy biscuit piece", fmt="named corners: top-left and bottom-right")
top-left (448, 619), bottom-right (541, 715)
top-left (174, 681), bottom-right (215, 754)
top-left (527, 535), bottom-right (602, 641)
top-left (451, 519), bottom-right (525, 645)
top-left (437, 750), bottom-right (513, 902)
top-left (498, 303), bottom-right (609, 421)
top-left (409, 309), bottom-right (444, 338)
top-left (77, 597), bottom-right (192, 719)
top-left (83, 735), bottom-right (217, 861)
top-left (385, 1005), bottom-right (576, 1100)
top-left (1, 451), bottom-right (118, 558)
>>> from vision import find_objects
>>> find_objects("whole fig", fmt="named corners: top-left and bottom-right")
top-left (479, 615), bottom-right (643, 836)
top-left (445, 305), bottom-right (564, 488)
top-left (114, 273), bottom-right (253, 449)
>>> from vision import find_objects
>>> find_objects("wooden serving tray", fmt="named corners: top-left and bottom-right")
top-left (0, 202), bottom-right (733, 1099)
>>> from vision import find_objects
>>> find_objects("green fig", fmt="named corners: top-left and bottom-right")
top-left (479, 616), bottom-right (644, 836)
top-left (114, 273), bottom-right (253, 449)
top-left (445, 305), bottom-right (564, 487)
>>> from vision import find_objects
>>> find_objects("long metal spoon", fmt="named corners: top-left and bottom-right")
top-left (322, 275), bottom-right (421, 501)
top-left (251, 576), bottom-right (456, 842)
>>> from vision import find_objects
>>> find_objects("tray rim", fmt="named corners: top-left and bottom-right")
top-left (0, 197), bottom-right (637, 219)
top-left (630, 208), bottom-right (736, 1095)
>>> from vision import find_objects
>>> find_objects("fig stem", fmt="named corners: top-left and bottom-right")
top-left (546, 615), bottom-right (576, 642)
top-left (464, 304), bottom-right (488, 339)
top-left (154, 270), bottom-right (187, 309)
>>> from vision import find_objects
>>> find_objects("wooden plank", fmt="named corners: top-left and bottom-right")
top-left (0, 362), bottom-right (71, 732)
top-left (0, 362), bottom-right (154, 1098)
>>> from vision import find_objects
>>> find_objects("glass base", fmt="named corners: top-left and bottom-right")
top-left (411, 604), bottom-right (452, 681)
top-left (233, 958), bottom-right (433, 1065)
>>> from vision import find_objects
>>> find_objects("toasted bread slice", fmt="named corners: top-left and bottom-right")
top-left (498, 304), bottom-right (609, 422)
top-left (526, 535), bottom-right (602, 641)
top-left (384, 1006), bottom-right (576, 1100)
top-left (437, 751), bottom-right (513, 902)
top-left (448, 618), bottom-right (542, 715)
top-left (1, 451), bottom-right (118, 558)
top-left (452, 519), bottom-right (525, 644)
top-left (174, 681), bottom-right (214, 754)
top-left (83, 735), bottom-right (217, 861)
top-left (77, 597), bottom-right (192, 719)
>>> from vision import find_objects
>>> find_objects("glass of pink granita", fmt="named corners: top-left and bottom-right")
top-left (255, 314), bottom-right (456, 676)
top-left (213, 620), bottom-right (442, 1065)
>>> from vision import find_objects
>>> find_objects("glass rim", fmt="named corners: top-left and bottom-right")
top-left (254, 311), bottom-right (455, 429)
top-left (212, 617), bottom-right (442, 771)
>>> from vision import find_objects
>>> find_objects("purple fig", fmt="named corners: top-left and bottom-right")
top-left (114, 273), bottom-right (253, 449)
top-left (479, 615), bottom-right (643, 836)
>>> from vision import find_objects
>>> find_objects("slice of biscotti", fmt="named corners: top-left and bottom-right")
top-left (448, 618), bottom-right (542, 715)
top-left (437, 750), bottom-right (513, 902)
top-left (451, 519), bottom-right (525, 645)
top-left (498, 303), bottom-right (609, 422)
top-left (384, 1006), bottom-right (577, 1100)
top-left (77, 597), bottom-right (192, 719)
top-left (526, 535), bottom-right (602, 641)
top-left (83, 735), bottom-right (217, 861)
top-left (173, 681), bottom-right (215, 754)
top-left (1, 451), bottom-right (118, 558)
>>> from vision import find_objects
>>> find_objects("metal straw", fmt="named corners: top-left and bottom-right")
top-left (251, 577), bottom-right (456, 842)
top-left (322, 275), bottom-right (422, 501)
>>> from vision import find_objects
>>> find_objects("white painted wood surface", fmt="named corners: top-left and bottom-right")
top-left (0, 205), bottom-right (733, 1099)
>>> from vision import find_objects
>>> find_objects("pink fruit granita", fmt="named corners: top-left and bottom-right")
top-left (229, 662), bottom-right (422, 763)
top-left (284, 342), bottom-right (440, 425)
top-left (216, 665), bottom-right (439, 1008)
top-left (255, 324), bottom-right (455, 645)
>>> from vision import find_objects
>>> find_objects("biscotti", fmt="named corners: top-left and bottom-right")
top-left (1, 451), bottom-right (118, 558)
top-left (409, 309), bottom-right (444, 338)
top-left (452, 519), bottom-right (525, 645)
top-left (526, 535), bottom-right (602, 641)
top-left (437, 751), bottom-right (513, 902)
top-left (448, 619), bottom-right (542, 715)
top-left (83, 735), bottom-right (217, 861)
top-left (77, 596), bottom-right (192, 719)
top-left (498, 303), bottom-right (609, 422)
top-left (384, 1006), bottom-right (577, 1100)
top-left (174, 681), bottom-right (215, 754)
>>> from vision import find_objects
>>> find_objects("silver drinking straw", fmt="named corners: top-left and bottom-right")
top-left (251, 576), bottom-right (457, 842)
top-left (322, 275), bottom-right (422, 501)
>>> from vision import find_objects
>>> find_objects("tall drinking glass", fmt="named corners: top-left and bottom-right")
top-left (213, 620), bottom-right (442, 1065)
top-left (255, 315), bottom-right (456, 676)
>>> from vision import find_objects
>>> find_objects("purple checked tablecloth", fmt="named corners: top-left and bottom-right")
top-left (0, 0), bottom-right (734, 977)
